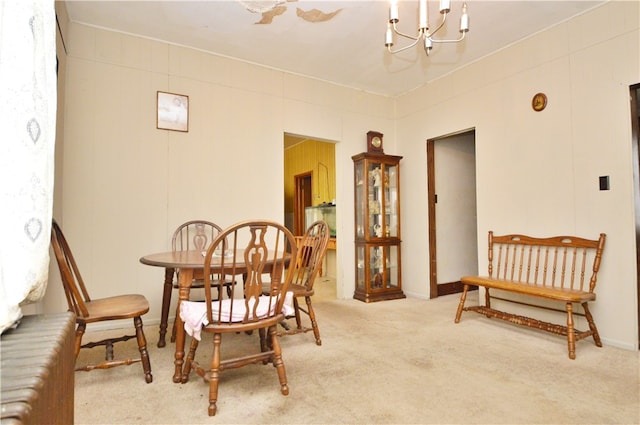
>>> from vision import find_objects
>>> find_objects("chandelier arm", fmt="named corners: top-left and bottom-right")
top-left (430, 31), bottom-right (467, 44)
top-left (426, 12), bottom-right (448, 39)
top-left (391, 22), bottom-right (422, 42)
top-left (387, 37), bottom-right (422, 54)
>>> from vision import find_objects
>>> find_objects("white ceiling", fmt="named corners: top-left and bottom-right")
top-left (63, 0), bottom-right (606, 97)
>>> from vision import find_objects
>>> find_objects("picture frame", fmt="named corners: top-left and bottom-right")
top-left (157, 91), bottom-right (189, 132)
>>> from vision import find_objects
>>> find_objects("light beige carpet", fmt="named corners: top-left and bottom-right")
top-left (74, 279), bottom-right (639, 424)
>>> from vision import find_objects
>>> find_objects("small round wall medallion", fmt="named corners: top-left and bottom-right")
top-left (532, 92), bottom-right (547, 111)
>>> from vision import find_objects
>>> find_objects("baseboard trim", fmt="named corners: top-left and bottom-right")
top-left (437, 281), bottom-right (477, 297)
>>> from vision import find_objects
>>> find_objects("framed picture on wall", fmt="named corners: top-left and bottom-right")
top-left (157, 91), bottom-right (189, 132)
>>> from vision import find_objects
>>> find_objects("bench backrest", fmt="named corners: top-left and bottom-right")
top-left (488, 232), bottom-right (606, 293)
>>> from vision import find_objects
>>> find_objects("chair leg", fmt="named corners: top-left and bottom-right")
top-left (269, 326), bottom-right (289, 396)
top-left (582, 302), bottom-right (602, 347)
top-left (293, 297), bottom-right (303, 330)
top-left (134, 316), bottom-right (153, 383)
top-left (208, 333), bottom-right (222, 417)
top-left (183, 336), bottom-right (199, 380)
top-left (170, 304), bottom-right (179, 343)
top-left (259, 327), bottom-right (269, 353)
top-left (304, 296), bottom-right (321, 346)
top-left (454, 284), bottom-right (469, 323)
top-left (74, 322), bottom-right (86, 359)
top-left (105, 340), bottom-right (114, 361)
top-left (159, 268), bottom-right (175, 348)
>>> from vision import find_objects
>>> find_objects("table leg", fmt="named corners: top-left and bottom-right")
top-left (158, 267), bottom-right (175, 348)
top-left (173, 268), bottom-right (193, 383)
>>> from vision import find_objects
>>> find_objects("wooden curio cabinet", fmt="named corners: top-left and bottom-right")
top-left (352, 152), bottom-right (405, 302)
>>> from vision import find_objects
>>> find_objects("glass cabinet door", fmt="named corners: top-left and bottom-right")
top-left (355, 244), bottom-right (365, 291)
top-left (355, 161), bottom-right (365, 239)
top-left (384, 163), bottom-right (399, 238)
top-left (367, 161), bottom-right (382, 239)
top-left (368, 244), bottom-right (400, 291)
top-left (367, 161), bottom-right (399, 240)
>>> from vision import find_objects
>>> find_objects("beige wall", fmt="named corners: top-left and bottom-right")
top-left (396, 1), bottom-right (639, 349)
top-left (48, 1), bottom-right (639, 349)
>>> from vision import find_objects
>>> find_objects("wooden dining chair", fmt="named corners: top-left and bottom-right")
top-left (50, 220), bottom-right (152, 383)
top-left (179, 220), bottom-right (298, 416)
top-left (278, 220), bottom-right (330, 345)
top-left (158, 220), bottom-right (230, 347)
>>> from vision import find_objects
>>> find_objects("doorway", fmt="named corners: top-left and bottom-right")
top-left (427, 129), bottom-right (478, 298)
top-left (283, 134), bottom-right (337, 279)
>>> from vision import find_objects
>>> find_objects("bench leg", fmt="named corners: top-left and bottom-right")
top-left (454, 284), bottom-right (469, 323)
top-left (485, 287), bottom-right (491, 309)
top-left (566, 303), bottom-right (576, 360)
top-left (582, 302), bottom-right (602, 347)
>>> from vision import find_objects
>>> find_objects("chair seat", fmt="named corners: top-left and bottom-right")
top-left (180, 292), bottom-right (295, 340)
top-left (82, 294), bottom-right (150, 323)
top-left (288, 283), bottom-right (313, 297)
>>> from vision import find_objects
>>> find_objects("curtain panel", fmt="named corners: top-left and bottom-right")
top-left (0, 0), bottom-right (56, 333)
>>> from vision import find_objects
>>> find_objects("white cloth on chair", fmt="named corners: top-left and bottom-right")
top-left (180, 292), bottom-right (295, 341)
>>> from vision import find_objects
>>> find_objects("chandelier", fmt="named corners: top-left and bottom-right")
top-left (385, 0), bottom-right (469, 56)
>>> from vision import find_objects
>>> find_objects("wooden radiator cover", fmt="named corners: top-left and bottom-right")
top-left (1, 312), bottom-right (75, 424)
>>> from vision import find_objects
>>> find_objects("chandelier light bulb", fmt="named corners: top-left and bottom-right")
top-left (389, 0), bottom-right (399, 23)
top-left (385, 23), bottom-right (394, 47)
top-left (424, 36), bottom-right (433, 54)
top-left (460, 3), bottom-right (469, 32)
top-left (419, 0), bottom-right (428, 30)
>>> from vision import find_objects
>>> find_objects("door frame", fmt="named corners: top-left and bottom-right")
top-left (427, 129), bottom-right (477, 299)
top-left (294, 172), bottom-right (313, 236)
top-left (630, 83), bottom-right (640, 347)
top-left (427, 139), bottom-right (438, 298)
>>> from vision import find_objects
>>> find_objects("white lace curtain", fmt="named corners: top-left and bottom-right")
top-left (0, 0), bottom-right (56, 333)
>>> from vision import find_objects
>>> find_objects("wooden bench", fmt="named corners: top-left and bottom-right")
top-left (454, 231), bottom-right (606, 359)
